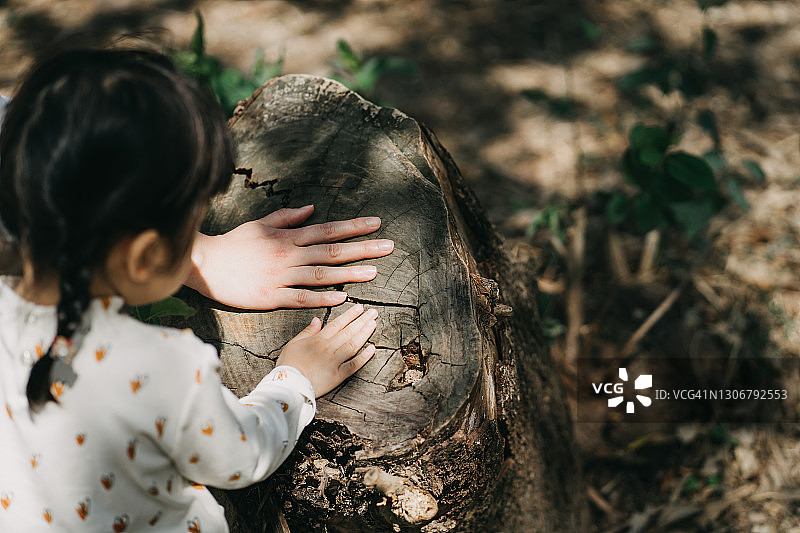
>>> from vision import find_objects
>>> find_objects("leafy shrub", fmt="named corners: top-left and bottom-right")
top-left (331, 40), bottom-right (418, 104)
top-left (606, 123), bottom-right (725, 241)
top-left (172, 11), bottom-right (283, 116)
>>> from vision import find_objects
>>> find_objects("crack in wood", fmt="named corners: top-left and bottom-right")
top-left (346, 296), bottom-right (419, 310)
top-left (220, 340), bottom-right (276, 361)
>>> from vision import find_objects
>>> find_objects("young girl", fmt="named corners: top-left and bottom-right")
top-left (0, 48), bottom-right (382, 532)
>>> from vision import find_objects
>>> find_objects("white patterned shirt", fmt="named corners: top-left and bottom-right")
top-left (0, 278), bottom-right (315, 532)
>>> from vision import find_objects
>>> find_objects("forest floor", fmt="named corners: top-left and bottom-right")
top-left (1, 1), bottom-right (799, 531)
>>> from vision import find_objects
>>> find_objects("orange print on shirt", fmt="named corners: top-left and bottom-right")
top-left (1, 493), bottom-right (11, 510)
top-left (228, 472), bottom-right (241, 482)
top-left (5, 404), bottom-right (11, 420)
top-left (30, 455), bottom-right (39, 469)
top-left (75, 498), bottom-right (90, 520)
top-left (100, 473), bottom-right (114, 490)
top-left (50, 381), bottom-right (65, 399)
top-left (195, 369), bottom-right (202, 384)
top-left (189, 454), bottom-right (199, 464)
top-left (276, 370), bottom-right (288, 380)
top-left (187, 518), bottom-right (202, 533)
top-left (201, 423), bottom-right (214, 436)
top-left (112, 514), bottom-right (129, 532)
top-left (240, 430), bottom-right (247, 442)
top-left (126, 439), bottom-right (137, 461)
top-left (101, 297), bottom-right (112, 310)
top-left (95, 348), bottom-right (106, 362)
top-left (130, 376), bottom-right (145, 394)
top-left (279, 401), bottom-right (289, 412)
top-left (190, 483), bottom-right (204, 490)
top-left (35, 343), bottom-right (44, 358)
top-left (155, 417), bottom-right (166, 439)
top-left (148, 483), bottom-right (159, 496)
top-left (149, 511), bottom-right (162, 526)
top-left (166, 477), bottom-right (173, 494)
top-left (42, 508), bottom-right (52, 523)
top-left (76, 433), bottom-right (86, 446)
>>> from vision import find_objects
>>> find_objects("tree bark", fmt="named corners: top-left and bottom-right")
top-left (173, 75), bottom-right (583, 532)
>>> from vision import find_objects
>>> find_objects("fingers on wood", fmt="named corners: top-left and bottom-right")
top-left (291, 265), bottom-right (377, 286)
top-left (323, 303), bottom-right (364, 334)
top-left (293, 217), bottom-right (382, 246)
top-left (259, 205), bottom-right (314, 228)
top-left (275, 288), bottom-right (347, 308)
top-left (333, 312), bottom-right (377, 359)
top-left (341, 344), bottom-right (376, 378)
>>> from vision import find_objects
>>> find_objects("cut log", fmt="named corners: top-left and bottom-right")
top-left (172, 75), bottom-right (582, 532)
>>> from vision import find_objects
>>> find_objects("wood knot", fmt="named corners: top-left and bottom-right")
top-left (389, 338), bottom-right (428, 390)
top-left (470, 273), bottom-right (512, 326)
top-left (362, 467), bottom-right (438, 525)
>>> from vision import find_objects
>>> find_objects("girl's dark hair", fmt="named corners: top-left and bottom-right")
top-left (0, 48), bottom-right (234, 411)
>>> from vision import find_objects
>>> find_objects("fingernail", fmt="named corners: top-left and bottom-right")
top-left (302, 204), bottom-right (314, 210)
top-left (378, 240), bottom-right (394, 252)
top-left (358, 265), bottom-right (377, 276)
top-left (366, 308), bottom-right (378, 319)
top-left (365, 217), bottom-right (381, 228)
top-left (332, 291), bottom-right (347, 301)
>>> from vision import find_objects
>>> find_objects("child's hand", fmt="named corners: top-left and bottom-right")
top-left (276, 304), bottom-right (378, 397)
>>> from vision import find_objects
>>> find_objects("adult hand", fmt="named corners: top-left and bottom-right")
top-left (184, 205), bottom-right (394, 309)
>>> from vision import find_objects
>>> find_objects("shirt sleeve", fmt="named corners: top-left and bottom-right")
top-left (168, 346), bottom-right (316, 489)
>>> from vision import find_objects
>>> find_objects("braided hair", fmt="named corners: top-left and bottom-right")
top-left (0, 48), bottom-right (234, 411)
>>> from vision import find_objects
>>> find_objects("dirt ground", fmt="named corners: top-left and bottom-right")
top-left (2, 1), bottom-right (799, 531)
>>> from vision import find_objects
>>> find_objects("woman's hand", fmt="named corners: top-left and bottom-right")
top-left (276, 304), bottom-right (377, 397)
top-left (185, 205), bottom-right (394, 309)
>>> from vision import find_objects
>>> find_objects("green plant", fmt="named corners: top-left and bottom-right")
top-left (682, 474), bottom-right (701, 494)
top-left (619, 22), bottom-right (718, 98)
top-left (172, 11), bottom-right (283, 116)
top-left (331, 40), bottom-right (417, 104)
top-left (129, 296), bottom-right (196, 325)
top-left (606, 123), bottom-right (725, 241)
top-left (526, 200), bottom-right (570, 242)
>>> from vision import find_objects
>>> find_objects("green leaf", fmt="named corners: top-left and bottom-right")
top-left (669, 196), bottom-right (718, 239)
top-left (622, 148), bottom-right (652, 187)
top-left (605, 192), bottom-right (629, 225)
top-left (665, 152), bottom-right (717, 191)
top-left (630, 123), bottom-right (670, 163)
top-left (337, 39), bottom-right (361, 73)
top-left (703, 150), bottom-right (726, 171)
top-left (633, 193), bottom-right (663, 233)
top-left (725, 176), bottom-right (750, 210)
top-left (639, 145), bottom-right (664, 166)
top-left (355, 56), bottom-right (384, 92)
top-left (189, 10), bottom-right (205, 57)
top-left (130, 296), bottom-right (196, 325)
top-left (683, 475), bottom-right (701, 494)
top-left (742, 159), bottom-right (766, 182)
top-left (580, 19), bottom-right (601, 42)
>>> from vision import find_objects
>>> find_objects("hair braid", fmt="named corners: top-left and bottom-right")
top-left (26, 256), bottom-right (93, 411)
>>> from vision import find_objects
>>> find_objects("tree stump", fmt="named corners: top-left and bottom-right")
top-left (176, 75), bottom-right (582, 532)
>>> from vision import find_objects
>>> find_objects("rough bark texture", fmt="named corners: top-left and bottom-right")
top-left (168, 75), bottom-right (583, 532)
